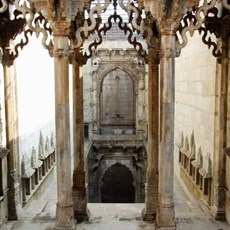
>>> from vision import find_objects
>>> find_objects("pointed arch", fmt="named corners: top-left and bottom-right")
top-left (100, 163), bottom-right (135, 203)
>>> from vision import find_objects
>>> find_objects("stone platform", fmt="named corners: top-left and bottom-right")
top-left (2, 171), bottom-right (229, 230)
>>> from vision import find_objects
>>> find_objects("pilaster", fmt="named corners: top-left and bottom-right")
top-left (156, 33), bottom-right (176, 229)
top-left (212, 36), bottom-right (229, 220)
top-left (72, 52), bottom-right (89, 221)
top-left (52, 22), bottom-right (75, 230)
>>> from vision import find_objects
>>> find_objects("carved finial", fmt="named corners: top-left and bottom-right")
top-left (50, 131), bottom-right (54, 148)
top-left (21, 155), bottom-right (26, 174)
top-left (190, 130), bottom-right (195, 150)
top-left (185, 136), bottom-right (189, 151)
top-left (31, 146), bottom-right (36, 167)
top-left (191, 142), bottom-right (196, 159)
top-left (38, 131), bottom-right (44, 158)
top-left (197, 146), bottom-right (203, 168)
top-left (45, 136), bottom-right (50, 152)
top-left (207, 153), bottom-right (212, 174)
top-left (180, 131), bottom-right (184, 147)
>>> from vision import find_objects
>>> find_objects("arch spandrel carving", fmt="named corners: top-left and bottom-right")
top-left (93, 60), bottom-right (145, 95)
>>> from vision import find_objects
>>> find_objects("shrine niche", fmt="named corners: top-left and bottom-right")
top-left (100, 69), bottom-right (135, 134)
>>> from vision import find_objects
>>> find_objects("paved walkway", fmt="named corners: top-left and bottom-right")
top-left (2, 169), bottom-right (229, 230)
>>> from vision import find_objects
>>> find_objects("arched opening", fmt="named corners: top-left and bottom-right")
top-left (100, 69), bottom-right (135, 134)
top-left (101, 163), bottom-right (135, 203)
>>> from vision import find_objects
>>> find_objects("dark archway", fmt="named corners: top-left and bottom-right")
top-left (101, 163), bottom-right (135, 203)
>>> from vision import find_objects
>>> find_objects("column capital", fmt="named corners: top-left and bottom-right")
top-left (70, 48), bottom-right (87, 66)
top-left (50, 21), bottom-right (71, 36)
top-left (159, 33), bottom-right (177, 59)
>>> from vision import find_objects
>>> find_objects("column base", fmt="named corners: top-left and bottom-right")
top-left (142, 183), bottom-right (157, 222)
top-left (72, 188), bottom-right (90, 221)
top-left (55, 202), bottom-right (75, 230)
top-left (156, 204), bottom-right (176, 229)
top-left (54, 226), bottom-right (76, 230)
top-left (74, 208), bottom-right (90, 222)
top-left (155, 226), bottom-right (176, 230)
top-left (8, 177), bottom-right (23, 220)
top-left (211, 207), bottom-right (226, 221)
top-left (142, 208), bottom-right (155, 222)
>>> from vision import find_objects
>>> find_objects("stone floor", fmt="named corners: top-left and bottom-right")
top-left (2, 169), bottom-right (229, 230)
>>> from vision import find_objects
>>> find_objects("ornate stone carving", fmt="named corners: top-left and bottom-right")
top-left (0, 0), bottom-right (8, 13)
top-left (176, 0), bottom-right (218, 55)
top-left (74, 0), bottom-right (110, 48)
top-left (118, 0), bottom-right (159, 60)
top-left (176, 6), bottom-right (223, 58)
top-left (92, 57), bottom-right (101, 72)
top-left (223, 0), bottom-right (230, 10)
top-left (79, 8), bottom-right (146, 60)
top-left (1, 10), bottom-right (52, 66)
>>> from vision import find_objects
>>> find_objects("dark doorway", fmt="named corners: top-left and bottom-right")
top-left (101, 163), bottom-right (135, 203)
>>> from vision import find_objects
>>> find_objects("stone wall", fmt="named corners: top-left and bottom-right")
top-left (83, 36), bottom-right (147, 135)
top-left (175, 31), bottom-right (217, 204)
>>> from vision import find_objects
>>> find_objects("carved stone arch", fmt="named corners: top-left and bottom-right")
top-left (92, 59), bottom-right (145, 134)
top-left (100, 162), bottom-right (135, 203)
top-left (100, 160), bottom-right (137, 184)
top-left (96, 64), bottom-right (142, 94)
top-left (98, 67), bottom-right (136, 133)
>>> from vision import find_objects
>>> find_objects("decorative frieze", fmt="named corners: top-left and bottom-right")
top-left (20, 131), bottom-right (55, 206)
top-left (178, 130), bottom-right (212, 205)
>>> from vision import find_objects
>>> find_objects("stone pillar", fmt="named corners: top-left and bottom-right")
top-left (142, 56), bottom-right (159, 221)
top-left (52, 22), bottom-right (75, 230)
top-left (156, 33), bottom-right (176, 229)
top-left (212, 36), bottom-right (229, 220)
top-left (3, 50), bottom-right (21, 220)
top-left (72, 52), bottom-right (89, 221)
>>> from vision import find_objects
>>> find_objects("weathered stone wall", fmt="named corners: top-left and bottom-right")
top-left (83, 35), bottom-right (147, 131)
top-left (83, 44), bottom-right (147, 136)
top-left (83, 36), bottom-right (147, 204)
top-left (175, 32), bottom-right (217, 203)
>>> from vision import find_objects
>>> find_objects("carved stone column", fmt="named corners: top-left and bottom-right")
top-left (142, 55), bottom-right (159, 221)
top-left (156, 33), bottom-right (176, 229)
top-left (51, 22), bottom-right (75, 230)
top-left (72, 52), bottom-right (89, 221)
top-left (3, 49), bottom-right (21, 220)
top-left (212, 33), bottom-right (229, 220)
